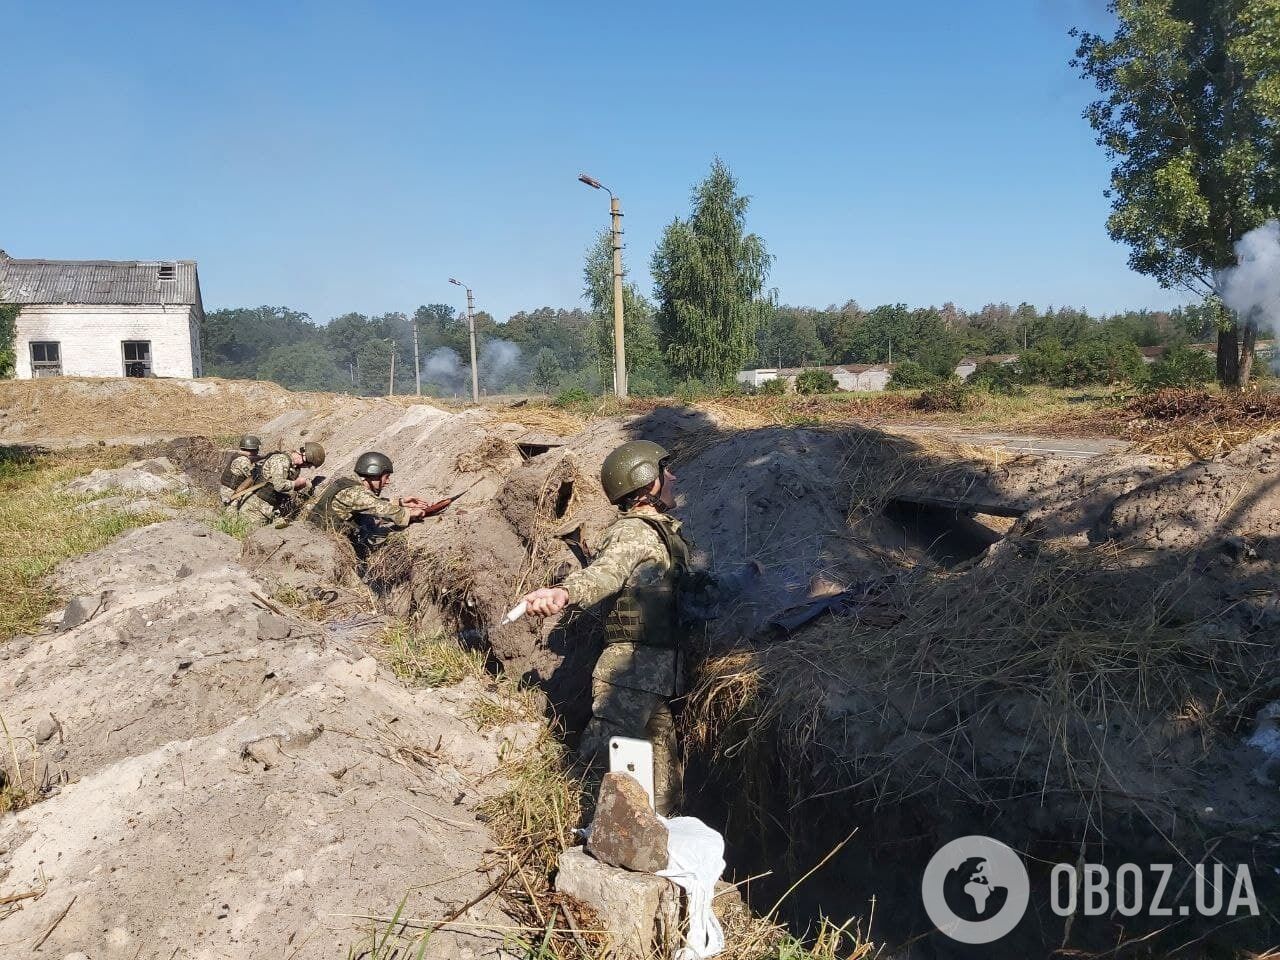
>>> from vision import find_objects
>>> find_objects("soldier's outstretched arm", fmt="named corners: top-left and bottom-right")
top-left (521, 521), bottom-right (665, 616)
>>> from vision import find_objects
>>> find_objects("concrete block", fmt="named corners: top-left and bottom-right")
top-left (555, 847), bottom-right (678, 958)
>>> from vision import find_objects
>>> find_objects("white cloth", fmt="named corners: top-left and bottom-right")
top-left (657, 815), bottom-right (726, 960)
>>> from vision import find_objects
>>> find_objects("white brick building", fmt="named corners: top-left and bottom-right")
top-left (0, 252), bottom-right (204, 379)
top-left (737, 363), bottom-right (895, 392)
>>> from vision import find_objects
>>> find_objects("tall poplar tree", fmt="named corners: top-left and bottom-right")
top-left (651, 159), bottom-right (773, 384)
top-left (1073, 0), bottom-right (1280, 386)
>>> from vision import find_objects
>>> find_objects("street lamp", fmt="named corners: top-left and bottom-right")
top-left (578, 172), bottom-right (627, 400)
top-left (448, 278), bottom-right (480, 404)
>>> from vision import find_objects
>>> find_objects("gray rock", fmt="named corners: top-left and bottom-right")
top-left (586, 773), bottom-right (669, 873)
top-left (256, 611), bottom-right (292, 641)
top-left (555, 847), bottom-right (678, 959)
top-left (35, 715), bottom-right (59, 744)
top-left (60, 593), bottom-right (107, 631)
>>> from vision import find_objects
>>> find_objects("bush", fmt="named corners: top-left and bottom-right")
top-left (553, 386), bottom-right (593, 408)
top-left (1015, 338), bottom-right (1146, 387)
top-left (1142, 344), bottom-right (1216, 390)
top-left (760, 377), bottom-right (787, 396)
top-left (913, 379), bottom-right (979, 412)
top-left (968, 360), bottom-right (1024, 396)
top-left (887, 359), bottom-right (940, 390)
top-left (0, 304), bottom-right (18, 379)
top-left (795, 368), bottom-right (838, 394)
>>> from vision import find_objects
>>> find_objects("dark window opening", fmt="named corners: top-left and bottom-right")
top-left (122, 340), bottom-right (153, 377)
top-left (30, 341), bottom-right (62, 377)
top-left (158, 263), bottom-right (176, 281)
top-left (553, 480), bottom-right (574, 519)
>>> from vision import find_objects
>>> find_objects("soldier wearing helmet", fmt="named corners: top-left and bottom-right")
top-left (218, 435), bottom-right (261, 512)
top-left (306, 451), bottom-right (450, 547)
top-left (234, 441), bottom-right (326, 529)
top-left (519, 439), bottom-right (689, 814)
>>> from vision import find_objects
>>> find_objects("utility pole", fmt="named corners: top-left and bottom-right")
top-left (412, 314), bottom-right (421, 396)
top-left (388, 345), bottom-right (395, 397)
top-left (449, 278), bottom-right (480, 404)
top-left (579, 173), bottom-right (628, 399)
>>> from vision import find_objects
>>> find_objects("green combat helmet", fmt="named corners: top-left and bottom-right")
top-left (238, 434), bottom-right (261, 452)
top-left (354, 451), bottom-right (394, 478)
top-left (600, 440), bottom-right (669, 504)
top-left (300, 441), bottom-right (326, 467)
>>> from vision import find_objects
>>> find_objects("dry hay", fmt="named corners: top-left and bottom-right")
top-left (491, 405), bottom-right (587, 436)
top-left (691, 529), bottom-right (1277, 847)
top-left (1122, 387), bottom-right (1280, 459)
top-left (455, 435), bottom-right (519, 475)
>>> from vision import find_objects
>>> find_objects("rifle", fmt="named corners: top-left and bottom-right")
top-left (406, 479), bottom-right (482, 517)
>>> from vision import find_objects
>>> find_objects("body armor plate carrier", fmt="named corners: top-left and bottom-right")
top-left (306, 476), bottom-right (363, 533)
top-left (603, 514), bottom-right (691, 649)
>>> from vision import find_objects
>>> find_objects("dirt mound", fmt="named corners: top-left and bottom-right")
top-left (0, 520), bottom-right (535, 958)
top-left (0, 377), bottom-right (431, 448)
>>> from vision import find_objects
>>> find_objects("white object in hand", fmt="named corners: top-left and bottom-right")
top-left (502, 600), bottom-right (528, 624)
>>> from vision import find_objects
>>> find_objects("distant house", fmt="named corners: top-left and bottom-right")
top-left (736, 363), bottom-right (895, 393)
top-left (0, 251), bottom-right (204, 379)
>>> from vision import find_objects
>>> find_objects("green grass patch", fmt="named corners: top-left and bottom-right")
top-left (0, 447), bottom-right (169, 642)
top-left (382, 623), bottom-right (489, 688)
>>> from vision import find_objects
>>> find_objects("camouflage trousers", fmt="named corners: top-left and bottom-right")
top-left (578, 642), bottom-right (683, 816)
top-left (236, 496), bottom-right (277, 529)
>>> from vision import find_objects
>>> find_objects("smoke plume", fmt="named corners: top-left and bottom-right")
top-left (1217, 221), bottom-right (1280, 355)
top-left (420, 340), bottom-right (523, 395)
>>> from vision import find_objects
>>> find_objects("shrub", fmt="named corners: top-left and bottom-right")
top-left (1142, 344), bottom-right (1216, 390)
top-left (969, 360), bottom-right (1024, 396)
top-left (553, 386), bottom-right (592, 408)
top-left (760, 377), bottom-right (787, 396)
top-left (887, 359), bottom-right (939, 390)
top-left (913, 379), bottom-right (979, 412)
top-left (795, 368), bottom-right (838, 394)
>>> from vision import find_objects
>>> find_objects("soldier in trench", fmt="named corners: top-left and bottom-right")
top-left (305, 451), bottom-right (451, 553)
top-left (217, 434), bottom-right (261, 514)
top-left (233, 441), bottom-right (327, 529)
top-left (519, 439), bottom-right (697, 815)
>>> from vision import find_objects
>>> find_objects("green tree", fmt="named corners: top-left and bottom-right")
top-left (258, 342), bottom-right (347, 392)
top-left (1073, 0), bottom-right (1280, 386)
top-left (0, 304), bottom-right (18, 378)
top-left (651, 158), bottom-right (773, 384)
top-left (531, 347), bottom-right (562, 394)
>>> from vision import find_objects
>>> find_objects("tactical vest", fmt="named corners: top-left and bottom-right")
top-left (245, 451), bottom-right (288, 508)
top-left (219, 453), bottom-right (253, 491)
top-left (306, 476), bottom-right (363, 532)
top-left (603, 513), bottom-right (691, 649)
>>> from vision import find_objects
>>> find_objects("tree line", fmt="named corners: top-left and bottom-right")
top-left (201, 159), bottom-right (1232, 397)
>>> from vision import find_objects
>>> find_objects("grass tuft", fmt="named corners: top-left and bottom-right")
top-left (381, 623), bottom-right (489, 688)
top-left (0, 447), bottom-right (170, 643)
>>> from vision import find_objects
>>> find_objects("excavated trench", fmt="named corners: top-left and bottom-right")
top-left (166, 407), bottom-right (1280, 959)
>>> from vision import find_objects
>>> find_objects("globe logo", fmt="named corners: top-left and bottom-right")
top-left (922, 836), bottom-right (1030, 944)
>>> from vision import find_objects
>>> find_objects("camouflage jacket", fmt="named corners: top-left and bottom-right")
top-left (259, 452), bottom-right (299, 494)
top-left (313, 476), bottom-right (412, 530)
top-left (561, 512), bottom-right (683, 609)
top-left (218, 454), bottom-right (254, 504)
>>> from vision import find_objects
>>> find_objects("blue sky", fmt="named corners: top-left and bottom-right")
top-left (1, 0), bottom-right (1186, 324)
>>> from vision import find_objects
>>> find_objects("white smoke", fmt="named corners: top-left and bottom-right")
top-left (480, 339), bottom-right (522, 390)
top-left (420, 340), bottom-right (523, 395)
top-left (1218, 221), bottom-right (1280, 356)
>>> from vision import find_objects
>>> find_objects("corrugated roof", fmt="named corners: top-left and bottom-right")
top-left (0, 253), bottom-right (201, 306)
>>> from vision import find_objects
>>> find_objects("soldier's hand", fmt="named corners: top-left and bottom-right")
top-left (292, 477), bottom-right (309, 491)
top-left (421, 498), bottom-right (453, 516)
top-left (522, 587), bottom-right (569, 617)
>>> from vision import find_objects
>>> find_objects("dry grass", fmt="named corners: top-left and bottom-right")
top-left (0, 447), bottom-right (172, 643)
top-left (381, 623), bottom-right (490, 688)
top-left (1119, 387), bottom-right (1280, 459)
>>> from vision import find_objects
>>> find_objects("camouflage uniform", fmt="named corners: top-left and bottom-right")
top-left (218, 453), bottom-right (255, 512)
top-left (236, 451), bottom-right (298, 529)
top-left (306, 475), bottom-right (412, 547)
top-left (561, 511), bottom-right (689, 815)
